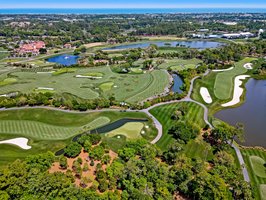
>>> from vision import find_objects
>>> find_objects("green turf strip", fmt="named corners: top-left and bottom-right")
top-left (149, 102), bottom-right (205, 150)
top-left (249, 156), bottom-right (266, 178)
top-left (214, 57), bottom-right (256, 100)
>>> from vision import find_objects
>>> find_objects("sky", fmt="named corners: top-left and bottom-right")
top-left (1, 0), bottom-right (266, 9)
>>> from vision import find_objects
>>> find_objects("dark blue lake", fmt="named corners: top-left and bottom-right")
top-left (47, 54), bottom-right (79, 66)
top-left (171, 74), bottom-right (184, 94)
top-left (103, 41), bottom-right (224, 50)
top-left (215, 78), bottom-right (266, 148)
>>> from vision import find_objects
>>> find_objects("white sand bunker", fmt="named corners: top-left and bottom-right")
top-left (0, 137), bottom-right (31, 150)
top-left (200, 87), bottom-right (212, 104)
top-left (222, 75), bottom-right (250, 107)
top-left (36, 71), bottom-right (55, 74)
top-left (37, 87), bottom-right (54, 90)
top-left (243, 63), bottom-right (253, 69)
top-left (76, 75), bottom-right (102, 79)
top-left (212, 66), bottom-right (234, 72)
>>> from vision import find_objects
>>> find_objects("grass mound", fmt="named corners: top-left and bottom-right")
top-left (105, 122), bottom-right (144, 140)
top-left (250, 155), bottom-right (266, 178)
top-left (99, 82), bottom-right (114, 92)
top-left (0, 78), bottom-right (17, 86)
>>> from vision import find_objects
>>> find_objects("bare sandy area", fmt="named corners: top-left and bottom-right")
top-left (222, 75), bottom-right (250, 107)
top-left (83, 42), bottom-right (105, 48)
top-left (212, 66), bottom-right (234, 72)
top-left (49, 147), bottom-right (117, 189)
top-left (243, 63), bottom-right (253, 69)
top-left (36, 71), bottom-right (55, 74)
top-left (37, 87), bottom-right (54, 90)
top-left (0, 137), bottom-right (31, 149)
top-left (200, 87), bottom-right (213, 104)
top-left (75, 75), bottom-right (102, 79)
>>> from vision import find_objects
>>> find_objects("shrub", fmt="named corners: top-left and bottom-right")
top-left (64, 142), bottom-right (82, 158)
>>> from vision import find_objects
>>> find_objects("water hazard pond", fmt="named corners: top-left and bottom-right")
top-left (103, 40), bottom-right (224, 50)
top-left (171, 74), bottom-right (184, 94)
top-left (215, 78), bottom-right (266, 148)
top-left (47, 54), bottom-right (79, 66)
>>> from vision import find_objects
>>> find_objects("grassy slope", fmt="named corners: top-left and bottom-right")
top-left (241, 148), bottom-right (266, 200)
top-left (0, 66), bottom-right (169, 103)
top-left (158, 58), bottom-right (202, 70)
top-left (126, 70), bottom-right (169, 103)
top-left (149, 102), bottom-right (206, 150)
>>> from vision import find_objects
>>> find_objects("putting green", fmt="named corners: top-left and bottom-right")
top-left (99, 82), bottom-right (114, 91)
top-left (249, 156), bottom-right (266, 178)
top-left (260, 184), bottom-right (266, 200)
top-left (105, 122), bottom-right (144, 140)
top-left (130, 68), bottom-right (143, 74)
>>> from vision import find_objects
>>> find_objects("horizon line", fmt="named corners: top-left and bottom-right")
top-left (2, 3), bottom-right (266, 9)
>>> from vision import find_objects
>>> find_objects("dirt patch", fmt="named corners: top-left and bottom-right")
top-left (49, 147), bottom-right (117, 189)
top-left (84, 42), bottom-right (105, 48)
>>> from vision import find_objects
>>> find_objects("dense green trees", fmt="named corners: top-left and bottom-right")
top-left (169, 122), bottom-right (198, 143)
top-left (64, 142), bottom-right (82, 158)
top-left (0, 138), bottom-right (253, 199)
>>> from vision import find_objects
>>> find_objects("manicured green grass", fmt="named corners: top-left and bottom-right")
top-left (0, 108), bottom-right (156, 166)
top-left (0, 138), bottom-right (68, 167)
top-left (242, 148), bottom-right (266, 200)
top-left (250, 156), bottom-right (266, 178)
top-left (0, 66), bottom-right (169, 103)
top-left (102, 136), bottom-right (127, 152)
top-left (184, 138), bottom-right (213, 161)
top-left (130, 68), bottom-right (143, 74)
top-left (260, 185), bottom-right (266, 200)
top-left (132, 58), bottom-right (201, 71)
top-left (170, 64), bottom-right (196, 71)
top-left (99, 82), bottom-right (114, 92)
top-left (149, 102), bottom-right (206, 150)
top-left (158, 58), bottom-right (202, 70)
top-left (105, 122), bottom-right (144, 140)
top-left (52, 68), bottom-right (77, 75)
top-left (214, 57), bottom-right (256, 100)
top-left (0, 78), bottom-right (17, 86)
top-left (0, 48), bottom-right (9, 60)
top-left (126, 70), bottom-right (169, 103)
top-left (83, 72), bottom-right (103, 77)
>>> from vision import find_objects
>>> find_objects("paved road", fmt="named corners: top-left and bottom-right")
top-left (230, 142), bottom-right (250, 182)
